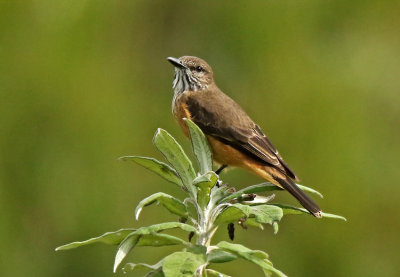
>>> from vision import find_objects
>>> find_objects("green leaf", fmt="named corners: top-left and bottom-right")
top-left (119, 156), bottom-right (182, 187)
top-left (122, 259), bottom-right (163, 274)
top-left (192, 174), bottom-right (213, 186)
top-left (216, 241), bottom-right (273, 263)
top-left (251, 205), bottom-right (283, 225)
top-left (187, 245), bottom-right (207, 255)
top-left (320, 211), bottom-right (347, 221)
top-left (262, 269), bottom-right (273, 277)
top-left (114, 235), bottom-right (139, 272)
top-left (136, 233), bottom-right (186, 247)
top-left (146, 269), bottom-right (165, 277)
top-left (129, 222), bottom-right (197, 236)
top-left (55, 229), bottom-right (135, 251)
top-left (216, 241), bottom-right (287, 277)
top-left (114, 232), bottom-right (187, 272)
top-left (207, 249), bottom-right (238, 263)
top-left (153, 128), bottom-right (196, 194)
top-left (240, 195), bottom-right (275, 205)
top-left (135, 192), bottom-right (188, 220)
top-left (193, 171), bottom-right (218, 208)
top-left (184, 118), bottom-right (213, 174)
top-left (272, 222), bottom-right (279, 234)
top-left (219, 182), bottom-right (323, 204)
top-left (215, 204), bottom-right (252, 224)
top-left (273, 204), bottom-right (308, 215)
top-left (215, 204), bottom-right (283, 226)
top-left (216, 241), bottom-right (257, 255)
top-left (162, 251), bottom-right (206, 277)
top-left (56, 227), bottom-right (187, 265)
top-left (112, 222), bottom-right (196, 272)
top-left (245, 218), bottom-right (264, 230)
top-left (272, 204), bottom-right (347, 221)
top-left (206, 269), bottom-right (231, 277)
top-left (218, 183), bottom-right (278, 203)
top-left (210, 185), bottom-right (231, 204)
top-left (296, 184), bottom-right (324, 198)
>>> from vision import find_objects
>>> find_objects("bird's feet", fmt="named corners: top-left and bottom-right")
top-left (215, 164), bottom-right (228, 175)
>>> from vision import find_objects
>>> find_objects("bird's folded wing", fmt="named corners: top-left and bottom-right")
top-left (184, 93), bottom-right (298, 180)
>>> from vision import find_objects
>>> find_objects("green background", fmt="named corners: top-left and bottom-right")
top-left (1, 0), bottom-right (399, 276)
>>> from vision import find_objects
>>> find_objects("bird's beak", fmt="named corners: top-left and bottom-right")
top-left (167, 57), bottom-right (187, 69)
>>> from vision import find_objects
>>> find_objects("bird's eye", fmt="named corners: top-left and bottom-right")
top-left (195, 66), bottom-right (204, 72)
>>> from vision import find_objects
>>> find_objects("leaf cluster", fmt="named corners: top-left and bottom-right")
top-left (56, 119), bottom-right (345, 276)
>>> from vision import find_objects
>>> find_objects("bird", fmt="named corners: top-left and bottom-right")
top-left (167, 56), bottom-right (322, 218)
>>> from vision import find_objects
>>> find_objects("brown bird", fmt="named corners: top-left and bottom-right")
top-left (167, 56), bottom-right (322, 217)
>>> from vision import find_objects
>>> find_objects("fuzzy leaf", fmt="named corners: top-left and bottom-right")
top-left (245, 218), bottom-right (264, 230)
top-left (272, 222), bottom-right (279, 234)
top-left (218, 183), bottom-right (278, 203)
top-left (146, 269), bottom-right (165, 277)
top-left (240, 194), bottom-right (275, 205)
top-left (114, 232), bottom-right (187, 272)
top-left (187, 245), bottom-right (207, 255)
top-left (131, 222), bottom-right (197, 235)
top-left (215, 204), bottom-right (283, 226)
top-left (119, 156), bottom-right (182, 187)
top-left (272, 204), bottom-right (347, 221)
top-left (320, 211), bottom-right (347, 220)
top-left (114, 235), bottom-right (139, 272)
top-left (219, 182), bottom-right (323, 204)
top-left (55, 229), bottom-right (135, 251)
top-left (184, 118), bottom-right (213, 174)
top-left (135, 192), bottom-right (187, 220)
top-left (211, 185), bottom-right (231, 204)
top-left (296, 184), bottom-right (324, 198)
top-left (122, 259), bottom-right (163, 274)
top-left (193, 171), bottom-right (218, 208)
top-left (207, 249), bottom-right (238, 263)
top-left (215, 204), bottom-right (252, 224)
top-left (136, 233), bottom-right (186, 247)
top-left (162, 251), bottom-right (206, 277)
top-left (153, 128), bottom-right (196, 194)
top-left (206, 269), bottom-right (231, 277)
top-left (112, 222), bottom-right (196, 272)
top-left (216, 241), bottom-right (286, 277)
top-left (123, 263), bottom-right (159, 273)
top-left (192, 174), bottom-right (213, 186)
top-left (251, 205), bottom-right (283, 225)
top-left (273, 204), bottom-right (309, 215)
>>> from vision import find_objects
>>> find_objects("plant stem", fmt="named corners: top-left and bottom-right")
top-left (196, 187), bottom-right (219, 246)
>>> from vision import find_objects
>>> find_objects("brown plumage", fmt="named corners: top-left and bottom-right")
top-left (168, 56), bottom-right (322, 217)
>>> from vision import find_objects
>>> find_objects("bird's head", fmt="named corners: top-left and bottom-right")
top-left (167, 56), bottom-right (214, 95)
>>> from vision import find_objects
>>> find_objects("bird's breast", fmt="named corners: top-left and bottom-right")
top-left (172, 92), bottom-right (192, 138)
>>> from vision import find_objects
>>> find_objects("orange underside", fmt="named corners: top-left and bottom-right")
top-left (206, 136), bottom-right (283, 188)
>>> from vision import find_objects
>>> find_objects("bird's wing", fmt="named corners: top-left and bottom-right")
top-left (184, 91), bottom-right (298, 180)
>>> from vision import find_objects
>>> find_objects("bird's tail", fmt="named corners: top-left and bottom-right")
top-left (274, 176), bottom-right (322, 218)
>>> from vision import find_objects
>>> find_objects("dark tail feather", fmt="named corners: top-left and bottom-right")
top-left (274, 176), bottom-right (322, 218)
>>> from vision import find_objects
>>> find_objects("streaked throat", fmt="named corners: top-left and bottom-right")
top-left (172, 69), bottom-right (206, 99)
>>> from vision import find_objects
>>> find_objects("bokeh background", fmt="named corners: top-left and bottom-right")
top-left (1, 0), bottom-right (399, 276)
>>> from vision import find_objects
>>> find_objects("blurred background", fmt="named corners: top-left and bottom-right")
top-left (1, 0), bottom-right (399, 276)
